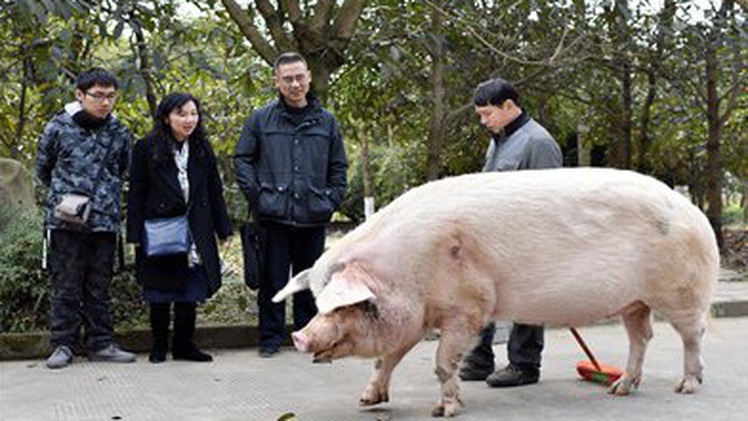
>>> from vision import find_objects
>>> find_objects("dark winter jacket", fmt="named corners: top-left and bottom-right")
top-left (126, 136), bottom-right (233, 295)
top-left (36, 102), bottom-right (132, 232)
top-left (233, 95), bottom-right (348, 227)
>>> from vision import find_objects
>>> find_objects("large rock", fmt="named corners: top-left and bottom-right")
top-left (0, 158), bottom-right (35, 209)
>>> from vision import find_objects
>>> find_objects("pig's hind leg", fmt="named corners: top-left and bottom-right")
top-left (669, 312), bottom-right (707, 394)
top-left (360, 337), bottom-right (421, 406)
top-left (609, 302), bottom-right (653, 396)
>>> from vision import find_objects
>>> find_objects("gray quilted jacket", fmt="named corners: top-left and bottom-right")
top-left (36, 102), bottom-right (132, 232)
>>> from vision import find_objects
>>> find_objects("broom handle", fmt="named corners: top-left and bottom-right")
top-left (569, 327), bottom-right (603, 372)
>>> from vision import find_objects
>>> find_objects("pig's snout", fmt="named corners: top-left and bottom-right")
top-left (292, 331), bottom-right (311, 353)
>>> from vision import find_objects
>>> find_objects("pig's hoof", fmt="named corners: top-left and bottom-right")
top-left (359, 386), bottom-right (388, 406)
top-left (431, 398), bottom-right (463, 417)
top-left (608, 375), bottom-right (638, 396)
top-left (675, 376), bottom-right (701, 394)
top-left (432, 403), bottom-right (444, 417)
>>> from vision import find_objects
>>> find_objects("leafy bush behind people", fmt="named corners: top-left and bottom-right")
top-left (0, 202), bottom-right (147, 332)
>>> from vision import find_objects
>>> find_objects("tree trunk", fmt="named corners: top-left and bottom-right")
top-left (637, 0), bottom-right (675, 175)
top-left (614, 0), bottom-right (633, 170)
top-left (425, 1), bottom-right (446, 181)
top-left (742, 182), bottom-right (748, 224)
top-left (702, 0), bottom-right (739, 249)
top-left (307, 55), bottom-right (332, 104)
top-left (12, 55), bottom-right (31, 161)
top-left (131, 19), bottom-right (158, 118)
top-left (220, 0), bottom-right (366, 105)
top-left (704, 37), bottom-right (724, 248)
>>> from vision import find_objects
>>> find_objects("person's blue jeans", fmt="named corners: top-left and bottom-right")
top-left (257, 223), bottom-right (325, 350)
top-left (48, 229), bottom-right (117, 351)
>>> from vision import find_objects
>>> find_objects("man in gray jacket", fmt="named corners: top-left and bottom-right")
top-left (36, 68), bottom-right (135, 369)
top-left (459, 78), bottom-right (562, 387)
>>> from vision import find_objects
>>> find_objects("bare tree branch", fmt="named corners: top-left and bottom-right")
top-left (255, 0), bottom-right (294, 53)
top-left (220, 0), bottom-right (277, 64)
top-left (312, 0), bottom-right (334, 38)
top-left (280, 0), bottom-right (306, 33)
top-left (331, 0), bottom-right (367, 43)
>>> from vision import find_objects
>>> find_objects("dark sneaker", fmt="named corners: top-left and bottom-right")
top-left (459, 359), bottom-right (495, 381)
top-left (486, 364), bottom-right (539, 388)
top-left (46, 345), bottom-right (73, 369)
top-left (173, 347), bottom-right (213, 362)
top-left (259, 346), bottom-right (280, 358)
top-left (149, 346), bottom-right (167, 364)
top-left (88, 344), bottom-right (136, 363)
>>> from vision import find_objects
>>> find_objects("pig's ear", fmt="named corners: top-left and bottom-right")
top-left (272, 269), bottom-right (311, 303)
top-left (316, 267), bottom-right (376, 315)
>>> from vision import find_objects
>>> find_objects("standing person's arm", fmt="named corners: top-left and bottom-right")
top-left (208, 150), bottom-right (233, 240)
top-left (125, 139), bottom-right (148, 245)
top-left (36, 122), bottom-right (59, 187)
top-left (325, 118), bottom-right (348, 209)
top-left (234, 114), bottom-right (261, 211)
top-left (118, 127), bottom-right (133, 180)
top-left (526, 137), bottom-right (562, 170)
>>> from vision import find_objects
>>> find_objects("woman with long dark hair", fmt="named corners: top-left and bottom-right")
top-left (127, 93), bottom-right (233, 363)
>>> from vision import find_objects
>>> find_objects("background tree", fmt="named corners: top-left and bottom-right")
top-left (218, 0), bottom-right (367, 103)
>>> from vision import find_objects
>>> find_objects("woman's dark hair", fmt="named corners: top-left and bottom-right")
top-left (473, 78), bottom-right (520, 107)
top-left (147, 92), bottom-right (213, 163)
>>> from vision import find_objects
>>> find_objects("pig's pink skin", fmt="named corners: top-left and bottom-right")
top-left (290, 168), bottom-right (719, 417)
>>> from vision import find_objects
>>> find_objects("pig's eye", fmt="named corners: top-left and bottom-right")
top-left (356, 300), bottom-right (379, 319)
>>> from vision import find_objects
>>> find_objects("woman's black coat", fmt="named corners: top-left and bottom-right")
top-left (126, 136), bottom-right (233, 296)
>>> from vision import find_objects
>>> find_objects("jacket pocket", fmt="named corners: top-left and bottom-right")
top-left (495, 158), bottom-right (520, 171)
top-left (307, 186), bottom-right (334, 222)
top-left (258, 183), bottom-right (289, 218)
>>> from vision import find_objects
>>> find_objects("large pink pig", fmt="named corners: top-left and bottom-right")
top-left (273, 168), bottom-right (719, 417)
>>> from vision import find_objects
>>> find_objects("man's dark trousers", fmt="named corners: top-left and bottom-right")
top-left (475, 322), bottom-right (544, 370)
top-left (48, 230), bottom-right (117, 351)
top-left (258, 223), bottom-right (325, 350)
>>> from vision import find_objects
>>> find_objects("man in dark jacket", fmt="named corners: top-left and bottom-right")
top-left (36, 68), bottom-right (136, 369)
top-left (459, 77), bottom-right (562, 387)
top-left (234, 52), bottom-right (348, 357)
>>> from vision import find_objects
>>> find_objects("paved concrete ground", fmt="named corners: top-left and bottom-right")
top-left (2, 316), bottom-right (747, 421)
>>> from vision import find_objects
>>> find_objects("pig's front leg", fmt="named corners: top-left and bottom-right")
top-left (360, 339), bottom-right (420, 406)
top-left (432, 325), bottom-right (476, 417)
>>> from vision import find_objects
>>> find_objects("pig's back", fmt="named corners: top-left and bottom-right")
top-left (370, 168), bottom-right (719, 326)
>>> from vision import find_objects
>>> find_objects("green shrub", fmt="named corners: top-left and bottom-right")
top-left (0, 202), bottom-right (146, 333)
top-left (723, 199), bottom-right (747, 227)
top-left (0, 204), bottom-right (48, 332)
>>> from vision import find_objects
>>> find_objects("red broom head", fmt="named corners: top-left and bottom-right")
top-left (576, 360), bottom-right (624, 385)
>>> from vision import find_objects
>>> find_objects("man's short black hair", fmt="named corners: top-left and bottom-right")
top-left (473, 78), bottom-right (520, 107)
top-left (273, 52), bottom-right (308, 73)
top-left (75, 68), bottom-right (118, 92)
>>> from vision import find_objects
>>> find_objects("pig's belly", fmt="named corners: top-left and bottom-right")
top-left (494, 295), bottom-right (635, 328)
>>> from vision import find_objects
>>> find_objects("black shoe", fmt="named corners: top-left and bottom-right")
top-left (459, 359), bottom-right (495, 381)
top-left (149, 345), bottom-right (167, 363)
top-left (173, 346), bottom-right (213, 362)
top-left (259, 346), bottom-right (280, 358)
top-left (486, 364), bottom-right (539, 388)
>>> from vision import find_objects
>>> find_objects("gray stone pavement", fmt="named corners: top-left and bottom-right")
top-left (1, 314), bottom-right (747, 421)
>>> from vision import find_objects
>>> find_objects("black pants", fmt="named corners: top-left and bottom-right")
top-left (472, 321), bottom-right (544, 370)
top-left (258, 223), bottom-right (325, 349)
top-left (48, 229), bottom-right (117, 351)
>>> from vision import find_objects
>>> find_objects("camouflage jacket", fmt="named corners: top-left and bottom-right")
top-left (36, 102), bottom-right (132, 232)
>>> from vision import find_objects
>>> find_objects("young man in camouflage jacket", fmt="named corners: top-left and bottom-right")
top-left (36, 68), bottom-right (136, 369)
